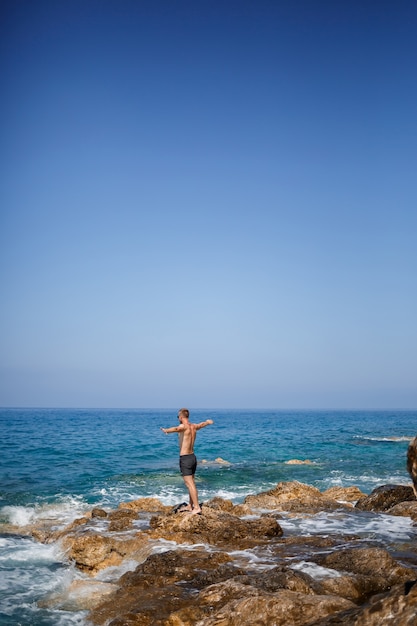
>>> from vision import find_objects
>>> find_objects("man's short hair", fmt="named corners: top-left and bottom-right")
top-left (178, 408), bottom-right (189, 419)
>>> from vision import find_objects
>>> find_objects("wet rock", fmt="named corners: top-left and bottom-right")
top-left (196, 582), bottom-right (356, 626)
top-left (89, 549), bottom-right (238, 625)
top-left (323, 486), bottom-right (367, 503)
top-left (61, 531), bottom-right (152, 575)
top-left (314, 547), bottom-right (416, 601)
top-left (32, 515), bottom-right (90, 544)
top-left (91, 508), bottom-right (108, 518)
top-left (387, 500), bottom-right (417, 521)
top-left (108, 509), bottom-right (138, 532)
top-left (274, 496), bottom-right (350, 514)
top-left (355, 484), bottom-right (416, 512)
top-left (351, 579), bottom-right (417, 626)
top-left (237, 565), bottom-right (322, 595)
top-left (319, 574), bottom-right (363, 603)
top-left (309, 579), bottom-right (417, 625)
top-left (38, 580), bottom-right (118, 611)
top-left (148, 505), bottom-right (283, 549)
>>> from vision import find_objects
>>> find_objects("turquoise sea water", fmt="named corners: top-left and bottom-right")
top-left (0, 408), bottom-right (416, 625)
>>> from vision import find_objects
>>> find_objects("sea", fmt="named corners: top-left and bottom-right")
top-left (0, 408), bottom-right (416, 625)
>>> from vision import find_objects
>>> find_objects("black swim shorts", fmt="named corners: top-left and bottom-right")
top-left (179, 453), bottom-right (197, 476)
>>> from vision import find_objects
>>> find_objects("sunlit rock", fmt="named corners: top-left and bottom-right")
top-left (61, 531), bottom-right (152, 575)
top-left (322, 486), bottom-right (367, 503)
top-left (148, 504), bottom-right (283, 548)
top-left (117, 497), bottom-right (171, 513)
top-left (244, 481), bottom-right (324, 509)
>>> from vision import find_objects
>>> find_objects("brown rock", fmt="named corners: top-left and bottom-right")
top-left (205, 497), bottom-right (253, 517)
top-left (309, 580), bottom-right (417, 625)
top-left (148, 506), bottom-right (283, 549)
top-left (205, 497), bottom-right (235, 512)
top-left (319, 575), bottom-right (363, 603)
top-left (286, 459), bottom-right (314, 465)
top-left (89, 549), bottom-right (239, 625)
top-left (91, 508), bottom-right (108, 518)
top-left (387, 500), bottom-right (417, 521)
top-left (108, 509), bottom-right (138, 532)
top-left (244, 481), bottom-right (324, 509)
top-left (315, 547), bottom-right (416, 601)
top-left (237, 565), bottom-right (321, 595)
top-left (197, 585), bottom-right (356, 626)
top-left (352, 579), bottom-right (417, 626)
top-left (38, 580), bottom-right (118, 611)
top-left (323, 486), bottom-right (367, 503)
top-left (118, 497), bottom-right (171, 513)
top-left (274, 496), bottom-right (350, 514)
top-left (355, 484), bottom-right (416, 512)
top-left (61, 532), bottom-right (151, 575)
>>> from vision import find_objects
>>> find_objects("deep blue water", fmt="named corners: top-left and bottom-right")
top-left (0, 408), bottom-right (416, 625)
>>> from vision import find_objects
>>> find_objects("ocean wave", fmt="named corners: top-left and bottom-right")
top-left (0, 496), bottom-right (89, 529)
top-left (353, 435), bottom-right (414, 442)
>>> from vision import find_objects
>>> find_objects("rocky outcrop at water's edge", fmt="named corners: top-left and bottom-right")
top-left (3, 479), bottom-right (417, 625)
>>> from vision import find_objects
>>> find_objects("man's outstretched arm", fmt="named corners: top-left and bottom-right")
top-left (196, 419), bottom-right (213, 430)
top-left (161, 425), bottom-right (184, 434)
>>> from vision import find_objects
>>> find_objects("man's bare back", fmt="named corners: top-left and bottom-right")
top-left (178, 421), bottom-right (197, 455)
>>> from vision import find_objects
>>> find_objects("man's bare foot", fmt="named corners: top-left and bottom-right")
top-left (188, 508), bottom-right (202, 515)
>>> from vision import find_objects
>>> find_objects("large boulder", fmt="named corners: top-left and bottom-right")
top-left (194, 582), bottom-right (356, 626)
top-left (309, 579), bottom-right (417, 625)
top-left (355, 484), bottom-right (416, 512)
top-left (244, 481), bottom-right (351, 513)
top-left (148, 505), bottom-right (283, 549)
top-left (117, 497), bottom-right (171, 513)
top-left (244, 481), bottom-right (323, 509)
top-left (88, 549), bottom-right (243, 625)
top-left (386, 500), bottom-right (417, 521)
top-left (314, 547), bottom-right (416, 602)
top-left (323, 486), bottom-right (367, 503)
top-left (61, 531), bottom-right (152, 575)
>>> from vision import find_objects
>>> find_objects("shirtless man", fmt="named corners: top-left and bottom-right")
top-left (161, 408), bottom-right (213, 515)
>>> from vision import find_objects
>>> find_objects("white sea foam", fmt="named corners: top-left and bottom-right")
top-left (279, 509), bottom-right (416, 543)
top-left (0, 496), bottom-right (89, 529)
top-left (320, 470), bottom-right (411, 492)
top-left (0, 535), bottom-right (65, 567)
top-left (95, 558), bottom-right (142, 582)
top-left (1, 505), bottom-right (36, 526)
top-left (227, 548), bottom-right (276, 570)
top-left (0, 535), bottom-right (88, 625)
top-left (290, 561), bottom-right (342, 580)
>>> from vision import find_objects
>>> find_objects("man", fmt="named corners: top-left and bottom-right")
top-left (161, 408), bottom-right (213, 515)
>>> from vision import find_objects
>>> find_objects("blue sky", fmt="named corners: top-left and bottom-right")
top-left (1, 0), bottom-right (416, 408)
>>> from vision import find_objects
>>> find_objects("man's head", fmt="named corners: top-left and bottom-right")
top-left (178, 408), bottom-right (189, 421)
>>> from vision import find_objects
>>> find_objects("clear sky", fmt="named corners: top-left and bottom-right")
top-left (1, 0), bottom-right (416, 409)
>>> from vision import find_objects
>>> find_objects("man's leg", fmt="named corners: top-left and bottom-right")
top-left (182, 475), bottom-right (202, 514)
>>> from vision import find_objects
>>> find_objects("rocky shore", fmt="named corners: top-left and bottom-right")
top-left (7, 477), bottom-right (417, 626)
